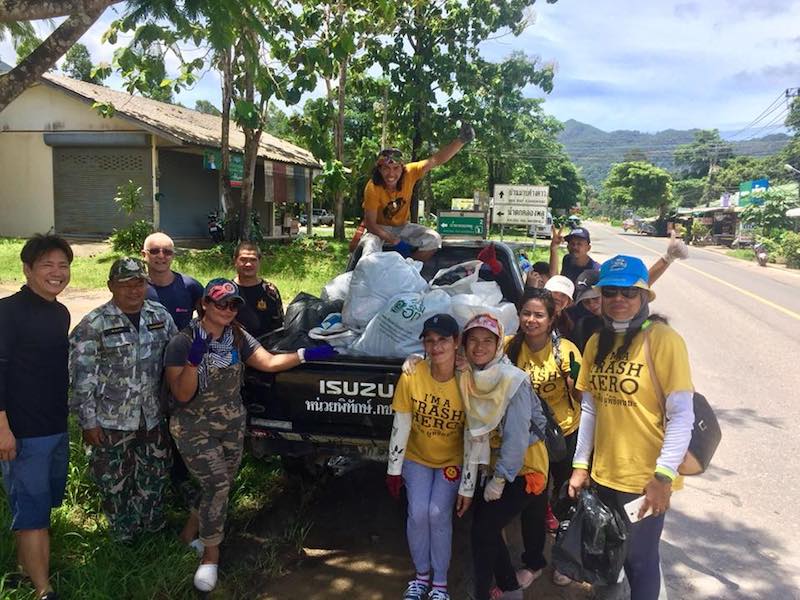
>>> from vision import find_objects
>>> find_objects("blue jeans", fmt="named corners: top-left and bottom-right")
top-left (1, 432), bottom-right (69, 530)
top-left (402, 459), bottom-right (460, 586)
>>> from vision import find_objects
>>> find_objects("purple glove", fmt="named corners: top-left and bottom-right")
top-left (304, 344), bottom-right (338, 362)
top-left (389, 240), bottom-right (416, 258)
top-left (187, 329), bottom-right (208, 366)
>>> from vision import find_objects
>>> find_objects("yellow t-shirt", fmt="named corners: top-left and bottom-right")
top-left (362, 160), bottom-right (428, 226)
top-left (489, 430), bottom-right (549, 479)
top-left (391, 361), bottom-right (465, 468)
top-left (577, 322), bottom-right (693, 494)
top-left (506, 335), bottom-right (582, 436)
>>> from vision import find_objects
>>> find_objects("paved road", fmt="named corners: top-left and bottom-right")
top-left (586, 222), bottom-right (800, 599)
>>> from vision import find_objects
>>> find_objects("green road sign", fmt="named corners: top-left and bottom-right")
top-left (438, 211), bottom-right (486, 238)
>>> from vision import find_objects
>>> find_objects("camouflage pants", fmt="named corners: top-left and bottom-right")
top-left (89, 423), bottom-right (171, 542)
top-left (171, 412), bottom-right (246, 546)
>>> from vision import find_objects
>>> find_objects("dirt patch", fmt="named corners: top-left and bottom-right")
top-left (0, 285), bottom-right (110, 328)
top-left (236, 463), bottom-right (591, 600)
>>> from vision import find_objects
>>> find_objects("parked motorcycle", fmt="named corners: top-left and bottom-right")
top-left (208, 210), bottom-right (225, 243)
top-left (753, 242), bottom-right (768, 267)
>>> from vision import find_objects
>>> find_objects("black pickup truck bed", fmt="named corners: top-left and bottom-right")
top-left (243, 239), bottom-right (524, 462)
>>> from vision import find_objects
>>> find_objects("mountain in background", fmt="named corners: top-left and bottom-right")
top-left (558, 119), bottom-right (790, 187)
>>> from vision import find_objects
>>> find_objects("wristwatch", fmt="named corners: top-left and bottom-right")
top-left (654, 472), bottom-right (673, 484)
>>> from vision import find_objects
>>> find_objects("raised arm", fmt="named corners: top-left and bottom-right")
top-left (420, 122), bottom-right (474, 174)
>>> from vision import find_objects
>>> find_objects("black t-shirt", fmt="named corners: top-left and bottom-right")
top-left (0, 286), bottom-right (70, 438)
top-left (146, 272), bottom-right (203, 330)
top-left (568, 314), bottom-right (603, 353)
top-left (236, 280), bottom-right (284, 339)
top-left (561, 254), bottom-right (600, 284)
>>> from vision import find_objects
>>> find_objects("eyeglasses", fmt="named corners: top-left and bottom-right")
top-left (210, 300), bottom-right (242, 312)
top-left (600, 287), bottom-right (641, 299)
top-left (145, 248), bottom-right (175, 256)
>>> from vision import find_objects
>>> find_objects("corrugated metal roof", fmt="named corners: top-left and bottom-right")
top-left (40, 74), bottom-right (321, 168)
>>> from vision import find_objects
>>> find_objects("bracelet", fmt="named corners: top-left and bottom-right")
top-left (297, 348), bottom-right (306, 363)
top-left (654, 472), bottom-right (673, 484)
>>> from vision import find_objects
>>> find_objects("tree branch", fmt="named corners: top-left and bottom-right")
top-left (0, 0), bottom-right (116, 23)
top-left (0, 4), bottom-right (107, 111)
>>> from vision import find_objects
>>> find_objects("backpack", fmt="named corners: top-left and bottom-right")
top-left (507, 335), bottom-right (568, 462)
top-left (643, 328), bottom-right (721, 475)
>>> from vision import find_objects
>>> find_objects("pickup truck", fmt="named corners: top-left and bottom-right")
top-left (243, 240), bottom-right (525, 468)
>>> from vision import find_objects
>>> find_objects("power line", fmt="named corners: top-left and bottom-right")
top-left (726, 90), bottom-right (787, 140)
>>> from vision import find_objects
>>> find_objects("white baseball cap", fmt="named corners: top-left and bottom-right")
top-left (545, 275), bottom-right (575, 300)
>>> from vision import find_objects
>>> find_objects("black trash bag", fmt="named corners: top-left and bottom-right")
top-left (263, 293), bottom-right (343, 353)
top-left (551, 481), bottom-right (577, 523)
top-left (551, 487), bottom-right (628, 586)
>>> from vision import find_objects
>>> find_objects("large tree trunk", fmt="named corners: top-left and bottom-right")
top-left (0, 0), bottom-right (115, 23)
top-left (218, 45), bottom-right (234, 239)
top-left (0, 3), bottom-right (109, 111)
top-left (333, 57), bottom-right (346, 242)
top-left (240, 128), bottom-right (262, 241)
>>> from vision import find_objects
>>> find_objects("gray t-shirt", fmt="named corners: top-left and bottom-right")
top-left (164, 327), bottom-right (261, 367)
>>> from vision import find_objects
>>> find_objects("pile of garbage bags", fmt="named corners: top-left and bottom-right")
top-left (270, 251), bottom-right (517, 359)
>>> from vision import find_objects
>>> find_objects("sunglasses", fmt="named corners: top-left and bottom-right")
top-left (378, 148), bottom-right (403, 162)
top-left (145, 248), bottom-right (175, 256)
top-left (210, 299), bottom-right (242, 312)
top-left (600, 287), bottom-right (641, 299)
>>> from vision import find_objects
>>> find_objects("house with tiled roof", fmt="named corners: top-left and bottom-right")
top-left (0, 73), bottom-right (321, 238)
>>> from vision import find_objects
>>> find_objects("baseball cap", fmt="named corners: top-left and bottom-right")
top-left (531, 261), bottom-right (550, 276)
top-left (564, 227), bottom-right (591, 243)
top-left (574, 269), bottom-right (600, 303)
top-left (109, 257), bottom-right (147, 282)
top-left (420, 313), bottom-right (460, 339)
top-left (204, 278), bottom-right (244, 304)
top-left (463, 314), bottom-right (502, 338)
top-left (377, 147), bottom-right (404, 166)
top-left (545, 275), bottom-right (575, 300)
top-left (597, 255), bottom-right (655, 301)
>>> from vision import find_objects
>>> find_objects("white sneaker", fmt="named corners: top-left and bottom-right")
top-left (516, 567), bottom-right (543, 589)
top-left (552, 569), bottom-right (572, 586)
top-left (194, 563), bottom-right (218, 592)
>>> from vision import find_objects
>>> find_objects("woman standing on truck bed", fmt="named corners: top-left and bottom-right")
top-left (386, 314), bottom-right (468, 600)
top-left (163, 278), bottom-right (336, 593)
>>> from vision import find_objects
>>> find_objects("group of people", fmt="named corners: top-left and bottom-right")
top-left (0, 232), bottom-right (337, 598)
top-left (387, 224), bottom-right (694, 599)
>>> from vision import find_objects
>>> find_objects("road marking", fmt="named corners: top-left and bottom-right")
top-left (614, 231), bottom-right (800, 322)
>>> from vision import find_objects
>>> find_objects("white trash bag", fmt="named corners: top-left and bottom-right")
top-left (320, 271), bottom-right (352, 302)
top-left (349, 289), bottom-right (452, 358)
top-left (470, 280), bottom-right (503, 305)
top-left (342, 252), bottom-right (427, 328)
top-left (429, 260), bottom-right (483, 296)
top-left (451, 294), bottom-right (518, 336)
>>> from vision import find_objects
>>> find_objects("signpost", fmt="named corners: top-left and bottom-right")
top-left (492, 184), bottom-right (549, 226)
top-left (451, 198), bottom-right (474, 210)
top-left (204, 149), bottom-right (244, 188)
top-left (738, 178), bottom-right (768, 207)
top-left (437, 211), bottom-right (487, 238)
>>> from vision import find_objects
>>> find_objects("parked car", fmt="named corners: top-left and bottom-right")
top-left (299, 209), bottom-right (334, 226)
top-left (527, 209), bottom-right (553, 238)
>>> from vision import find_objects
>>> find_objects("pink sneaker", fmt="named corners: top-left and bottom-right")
top-left (545, 503), bottom-right (559, 533)
top-left (516, 567), bottom-right (543, 589)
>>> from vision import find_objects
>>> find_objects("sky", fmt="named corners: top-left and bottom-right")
top-left (2, 0), bottom-right (799, 137)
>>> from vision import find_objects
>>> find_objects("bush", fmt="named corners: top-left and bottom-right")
top-left (109, 219), bottom-right (154, 254)
top-left (780, 231), bottom-right (800, 269)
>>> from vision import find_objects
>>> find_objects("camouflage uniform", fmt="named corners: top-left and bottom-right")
top-left (169, 329), bottom-right (246, 547)
top-left (70, 294), bottom-right (177, 541)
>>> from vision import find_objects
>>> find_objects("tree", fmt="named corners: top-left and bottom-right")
top-left (673, 129), bottom-right (734, 179)
top-left (623, 148), bottom-right (650, 163)
top-left (741, 188), bottom-right (799, 236)
top-left (194, 99), bottom-right (221, 116)
top-left (371, 0), bottom-right (557, 220)
top-left (0, 0), bottom-right (119, 111)
top-left (15, 33), bottom-right (42, 63)
top-left (604, 161), bottom-right (672, 216)
top-left (672, 178), bottom-right (705, 207)
top-left (63, 42), bottom-right (105, 83)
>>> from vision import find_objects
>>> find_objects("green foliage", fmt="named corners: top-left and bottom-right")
top-left (110, 219), bottom-right (154, 254)
top-left (14, 34), bottom-right (42, 63)
top-left (691, 221), bottom-right (711, 243)
top-left (740, 188), bottom-right (799, 235)
top-left (672, 178), bottom-right (705, 207)
top-left (91, 100), bottom-right (116, 118)
top-left (194, 99), bottom-right (221, 115)
top-left (780, 231), bottom-right (800, 268)
top-left (114, 180), bottom-right (144, 215)
top-left (63, 43), bottom-right (105, 84)
top-left (604, 161), bottom-right (672, 213)
top-left (674, 129), bottom-right (734, 179)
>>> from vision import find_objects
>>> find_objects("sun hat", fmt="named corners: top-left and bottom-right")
top-left (597, 255), bottom-right (655, 301)
top-left (545, 275), bottom-right (575, 300)
top-left (463, 314), bottom-right (502, 338)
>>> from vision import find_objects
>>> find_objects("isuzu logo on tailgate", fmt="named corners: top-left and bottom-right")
top-left (319, 380), bottom-right (395, 399)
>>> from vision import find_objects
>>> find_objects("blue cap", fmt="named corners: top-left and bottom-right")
top-left (565, 227), bottom-right (591, 243)
top-left (597, 255), bottom-right (655, 300)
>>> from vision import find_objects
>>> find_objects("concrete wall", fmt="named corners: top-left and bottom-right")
top-left (0, 133), bottom-right (54, 236)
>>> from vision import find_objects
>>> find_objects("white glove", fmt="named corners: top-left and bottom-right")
top-left (401, 353), bottom-right (424, 375)
top-left (663, 231), bottom-right (689, 264)
top-left (483, 476), bottom-right (506, 502)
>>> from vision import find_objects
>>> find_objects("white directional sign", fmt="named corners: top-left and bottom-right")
top-left (492, 184), bottom-right (549, 225)
top-left (493, 203), bottom-right (548, 226)
top-left (493, 184), bottom-right (549, 207)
